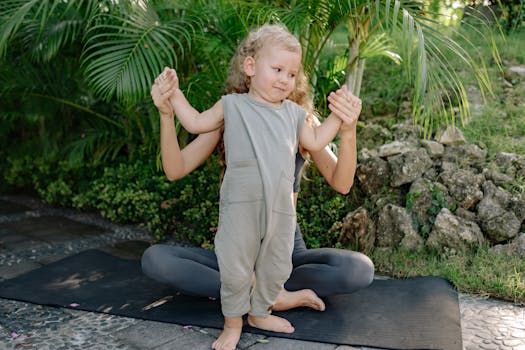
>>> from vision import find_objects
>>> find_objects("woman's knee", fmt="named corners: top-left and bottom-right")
top-left (141, 244), bottom-right (163, 274)
top-left (333, 251), bottom-right (374, 291)
top-left (350, 252), bottom-right (375, 289)
top-left (320, 249), bottom-right (375, 291)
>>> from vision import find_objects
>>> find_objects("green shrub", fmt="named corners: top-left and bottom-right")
top-left (72, 161), bottom-right (175, 239)
top-left (68, 156), bottom-right (221, 243)
top-left (297, 164), bottom-right (364, 248)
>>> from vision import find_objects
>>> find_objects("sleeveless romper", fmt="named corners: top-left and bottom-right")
top-left (215, 93), bottom-right (305, 317)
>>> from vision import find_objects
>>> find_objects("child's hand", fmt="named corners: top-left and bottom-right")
top-left (151, 67), bottom-right (179, 118)
top-left (327, 85), bottom-right (361, 131)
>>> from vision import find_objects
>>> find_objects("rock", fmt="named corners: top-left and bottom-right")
top-left (338, 207), bottom-right (376, 253)
top-left (420, 140), bottom-right (445, 158)
top-left (407, 179), bottom-right (454, 235)
top-left (391, 121), bottom-right (424, 142)
top-left (437, 126), bottom-right (466, 145)
top-left (356, 157), bottom-right (390, 196)
top-left (507, 65), bottom-right (525, 78)
top-left (494, 151), bottom-right (525, 178)
top-left (466, 85), bottom-right (483, 116)
top-left (359, 122), bottom-right (392, 150)
top-left (439, 169), bottom-right (484, 210)
top-left (377, 141), bottom-right (418, 157)
top-left (477, 181), bottom-right (521, 243)
top-left (454, 207), bottom-right (478, 223)
top-left (357, 147), bottom-right (379, 161)
top-left (482, 168), bottom-right (514, 187)
top-left (426, 208), bottom-right (484, 251)
top-left (388, 148), bottom-right (433, 187)
top-left (376, 204), bottom-right (423, 250)
top-left (490, 233), bottom-right (525, 257)
top-left (443, 144), bottom-right (487, 167)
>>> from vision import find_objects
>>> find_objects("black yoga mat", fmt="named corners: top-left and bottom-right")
top-left (0, 249), bottom-right (462, 350)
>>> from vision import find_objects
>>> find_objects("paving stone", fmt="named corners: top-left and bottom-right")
top-left (0, 260), bottom-right (42, 279)
top-left (247, 337), bottom-right (337, 349)
top-left (110, 320), bottom-right (186, 348)
top-left (1, 216), bottom-right (107, 241)
top-left (154, 328), bottom-right (217, 350)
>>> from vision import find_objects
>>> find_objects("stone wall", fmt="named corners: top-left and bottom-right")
top-left (339, 123), bottom-right (525, 257)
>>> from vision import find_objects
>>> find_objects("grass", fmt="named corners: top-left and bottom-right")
top-left (458, 28), bottom-right (525, 157)
top-left (371, 246), bottom-right (525, 304)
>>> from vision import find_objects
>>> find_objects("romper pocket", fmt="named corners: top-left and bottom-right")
top-left (220, 159), bottom-right (264, 204)
top-left (272, 172), bottom-right (295, 216)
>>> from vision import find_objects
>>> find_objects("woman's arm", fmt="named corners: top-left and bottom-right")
top-left (307, 86), bottom-right (361, 194)
top-left (309, 125), bottom-right (357, 194)
top-left (152, 68), bottom-right (221, 181)
top-left (161, 122), bottom-right (221, 181)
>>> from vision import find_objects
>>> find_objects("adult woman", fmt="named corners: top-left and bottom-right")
top-left (142, 59), bottom-right (374, 315)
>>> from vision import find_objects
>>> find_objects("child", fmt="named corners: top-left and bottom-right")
top-left (159, 24), bottom-right (360, 350)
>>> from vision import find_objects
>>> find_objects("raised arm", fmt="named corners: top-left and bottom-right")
top-left (159, 67), bottom-right (224, 134)
top-left (299, 113), bottom-right (342, 152)
top-left (305, 86), bottom-right (361, 194)
top-left (152, 68), bottom-right (221, 181)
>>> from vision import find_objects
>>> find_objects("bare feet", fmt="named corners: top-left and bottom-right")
top-left (272, 289), bottom-right (326, 312)
top-left (212, 316), bottom-right (242, 350)
top-left (247, 314), bottom-right (295, 333)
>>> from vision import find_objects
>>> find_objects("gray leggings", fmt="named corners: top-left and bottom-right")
top-left (141, 226), bottom-right (374, 298)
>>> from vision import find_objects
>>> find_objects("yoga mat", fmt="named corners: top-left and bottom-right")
top-left (0, 249), bottom-right (462, 350)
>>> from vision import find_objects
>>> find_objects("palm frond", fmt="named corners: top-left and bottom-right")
top-left (81, 4), bottom-right (197, 105)
top-left (0, 0), bottom-right (42, 58)
top-left (0, 0), bottom-right (98, 61)
top-left (372, 0), bottom-right (500, 133)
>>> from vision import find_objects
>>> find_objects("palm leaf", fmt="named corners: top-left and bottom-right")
top-left (81, 4), bottom-right (197, 105)
top-left (368, 0), bottom-right (498, 133)
top-left (0, 0), bottom-right (98, 61)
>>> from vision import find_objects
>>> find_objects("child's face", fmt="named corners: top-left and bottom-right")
top-left (245, 44), bottom-right (301, 106)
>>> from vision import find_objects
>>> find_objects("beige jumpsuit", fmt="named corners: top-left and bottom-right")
top-left (215, 93), bottom-right (305, 317)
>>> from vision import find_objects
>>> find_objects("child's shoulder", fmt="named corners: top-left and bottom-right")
top-left (283, 99), bottom-right (307, 114)
top-left (222, 92), bottom-right (247, 100)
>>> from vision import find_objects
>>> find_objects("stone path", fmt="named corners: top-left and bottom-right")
top-left (0, 195), bottom-right (524, 350)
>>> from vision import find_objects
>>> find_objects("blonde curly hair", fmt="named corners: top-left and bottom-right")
top-left (223, 23), bottom-right (314, 115)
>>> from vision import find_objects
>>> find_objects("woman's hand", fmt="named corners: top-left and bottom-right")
top-left (151, 67), bottom-right (179, 118)
top-left (327, 85), bottom-right (362, 132)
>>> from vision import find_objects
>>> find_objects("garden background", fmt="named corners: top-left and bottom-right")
top-left (1, 0), bottom-right (524, 302)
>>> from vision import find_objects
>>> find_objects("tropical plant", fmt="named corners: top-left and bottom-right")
top-left (1, 0), bottom-right (503, 173)
top-left (0, 0), bottom-right (198, 166)
top-left (250, 0), bottom-right (501, 136)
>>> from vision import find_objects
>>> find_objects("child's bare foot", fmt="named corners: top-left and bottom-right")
top-left (247, 314), bottom-right (295, 333)
top-left (212, 316), bottom-right (242, 350)
top-left (272, 289), bottom-right (325, 312)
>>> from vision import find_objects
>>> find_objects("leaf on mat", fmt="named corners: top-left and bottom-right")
top-left (256, 338), bottom-right (269, 343)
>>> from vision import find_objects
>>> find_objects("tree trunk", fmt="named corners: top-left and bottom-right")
top-left (345, 39), bottom-right (366, 97)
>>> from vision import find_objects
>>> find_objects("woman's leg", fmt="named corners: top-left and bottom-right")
top-left (285, 247), bottom-right (375, 297)
top-left (141, 244), bottom-right (220, 298)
